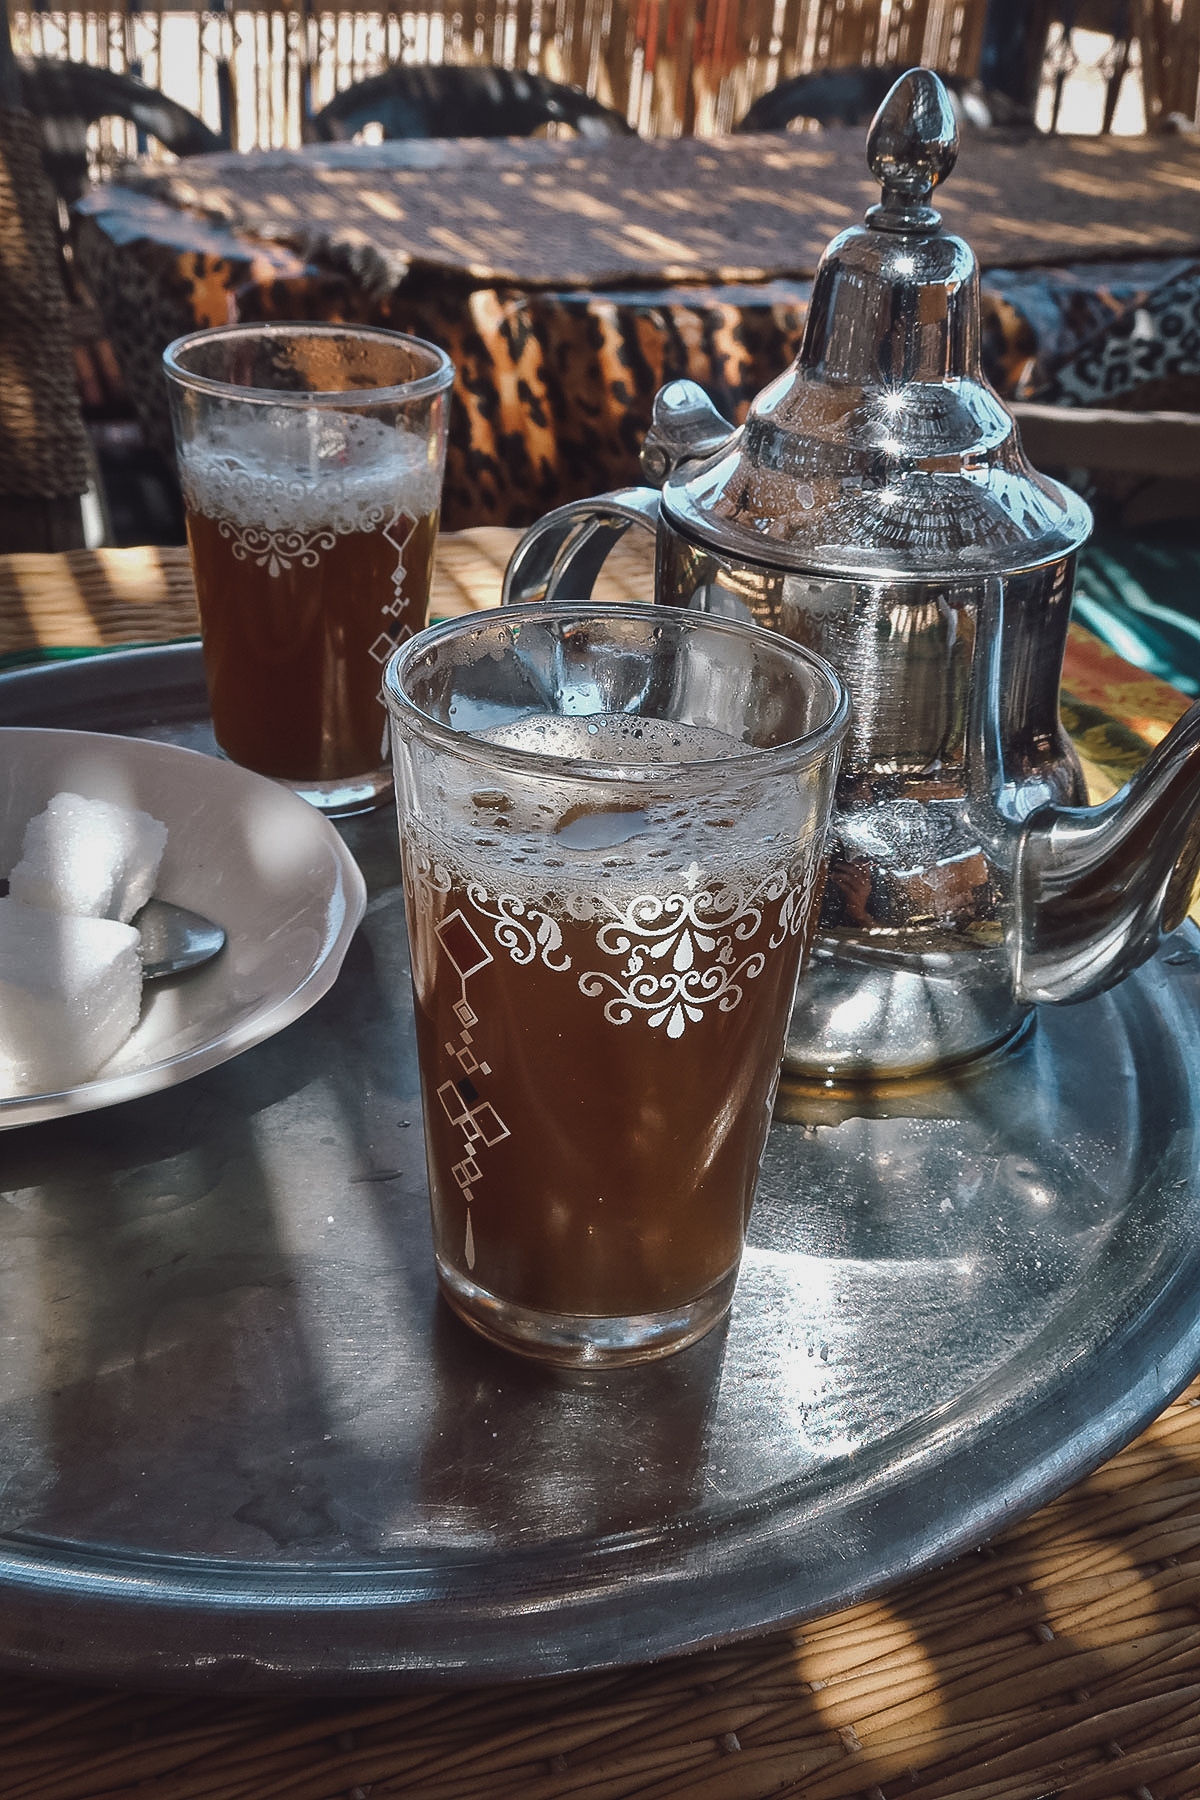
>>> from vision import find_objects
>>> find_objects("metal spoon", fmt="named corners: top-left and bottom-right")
top-left (135, 899), bottom-right (227, 981)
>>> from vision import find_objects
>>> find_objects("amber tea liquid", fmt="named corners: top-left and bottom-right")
top-left (402, 715), bottom-right (825, 1359)
top-left (180, 415), bottom-right (441, 784)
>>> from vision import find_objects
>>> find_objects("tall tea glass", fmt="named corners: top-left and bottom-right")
top-left (165, 322), bottom-right (453, 815)
top-left (384, 604), bottom-right (850, 1366)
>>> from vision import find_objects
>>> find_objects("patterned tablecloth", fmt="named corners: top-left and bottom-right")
top-left (2, 539), bottom-right (1200, 1800)
top-left (70, 132), bottom-right (1200, 533)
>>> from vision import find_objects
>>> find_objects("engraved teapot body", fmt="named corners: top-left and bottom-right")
top-left (502, 69), bottom-right (1200, 1080)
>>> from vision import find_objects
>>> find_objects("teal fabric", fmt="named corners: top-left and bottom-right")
top-left (1072, 523), bottom-right (1200, 697)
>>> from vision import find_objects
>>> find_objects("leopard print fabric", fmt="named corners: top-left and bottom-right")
top-left (72, 188), bottom-right (315, 467)
top-left (76, 186), bottom-right (813, 530)
top-left (73, 186), bottom-right (1193, 532)
top-left (1034, 260), bottom-right (1200, 412)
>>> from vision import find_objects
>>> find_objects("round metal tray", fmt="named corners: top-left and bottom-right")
top-left (2, 644), bottom-right (1200, 1693)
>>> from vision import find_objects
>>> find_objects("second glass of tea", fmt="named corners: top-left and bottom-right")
top-left (164, 322), bottom-right (453, 815)
top-left (384, 603), bottom-right (850, 1366)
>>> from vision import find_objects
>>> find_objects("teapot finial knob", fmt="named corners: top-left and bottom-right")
top-left (865, 67), bottom-right (958, 233)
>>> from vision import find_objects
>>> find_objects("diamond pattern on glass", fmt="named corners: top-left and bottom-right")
top-left (434, 911), bottom-right (508, 1268)
top-left (384, 510), bottom-right (416, 614)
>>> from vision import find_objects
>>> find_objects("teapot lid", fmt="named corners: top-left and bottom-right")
top-left (659, 68), bottom-right (1091, 580)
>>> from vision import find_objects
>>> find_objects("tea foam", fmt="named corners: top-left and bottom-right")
top-left (179, 410), bottom-right (443, 537)
top-left (406, 712), bottom-right (824, 924)
top-left (478, 714), bottom-right (746, 765)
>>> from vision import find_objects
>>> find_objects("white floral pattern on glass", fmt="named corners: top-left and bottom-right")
top-left (405, 845), bottom-right (453, 896)
top-left (411, 857), bottom-right (819, 1041)
top-left (771, 859), bottom-right (821, 948)
top-left (465, 888), bottom-right (572, 972)
top-left (217, 520), bottom-right (336, 579)
top-left (581, 879), bottom-right (785, 1039)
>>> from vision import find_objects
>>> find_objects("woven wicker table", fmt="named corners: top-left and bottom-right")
top-left (71, 130), bottom-right (1200, 536)
top-left (1, 537), bottom-right (1200, 1800)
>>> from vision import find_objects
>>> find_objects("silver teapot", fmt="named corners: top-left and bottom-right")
top-left (502, 67), bottom-right (1200, 1081)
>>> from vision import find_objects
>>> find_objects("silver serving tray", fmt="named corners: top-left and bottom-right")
top-left (2, 644), bottom-right (1200, 1693)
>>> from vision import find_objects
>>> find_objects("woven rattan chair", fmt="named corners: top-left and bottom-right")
top-left (0, 25), bottom-right (94, 550)
top-left (734, 64), bottom-right (1034, 132)
top-left (17, 59), bottom-right (222, 205)
top-left (311, 64), bottom-right (634, 143)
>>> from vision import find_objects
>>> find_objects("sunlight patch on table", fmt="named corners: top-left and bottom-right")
top-left (529, 188), bottom-right (624, 222)
top-left (357, 190), bottom-right (407, 222)
top-left (612, 222), bottom-right (704, 261)
top-left (789, 1607), bottom-right (947, 1749)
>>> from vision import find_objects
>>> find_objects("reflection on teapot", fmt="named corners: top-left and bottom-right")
top-left (501, 66), bottom-right (1200, 1081)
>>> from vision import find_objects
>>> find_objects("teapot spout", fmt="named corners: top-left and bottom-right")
top-left (1013, 700), bottom-right (1200, 1005)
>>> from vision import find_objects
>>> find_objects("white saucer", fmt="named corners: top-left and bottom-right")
top-left (0, 729), bottom-right (368, 1128)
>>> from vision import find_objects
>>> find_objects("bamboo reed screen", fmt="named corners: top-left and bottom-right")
top-left (1136, 0), bottom-right (1200, 130)
top-left (7, 0), bottom-right (989, 150)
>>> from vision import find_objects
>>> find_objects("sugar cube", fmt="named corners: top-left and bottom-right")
top-left (0, 899), bottom-right (143, 1094)
top-left (9, 791), bottom-right (168, 923)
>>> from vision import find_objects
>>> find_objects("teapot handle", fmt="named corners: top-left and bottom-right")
top-left (500, 488), bottom-right (661, 608)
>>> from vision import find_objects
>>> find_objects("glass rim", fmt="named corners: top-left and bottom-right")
top-left (162, 321), bottom-right (455, 407)
top-left (383, 601), bottom-right (851, 784)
